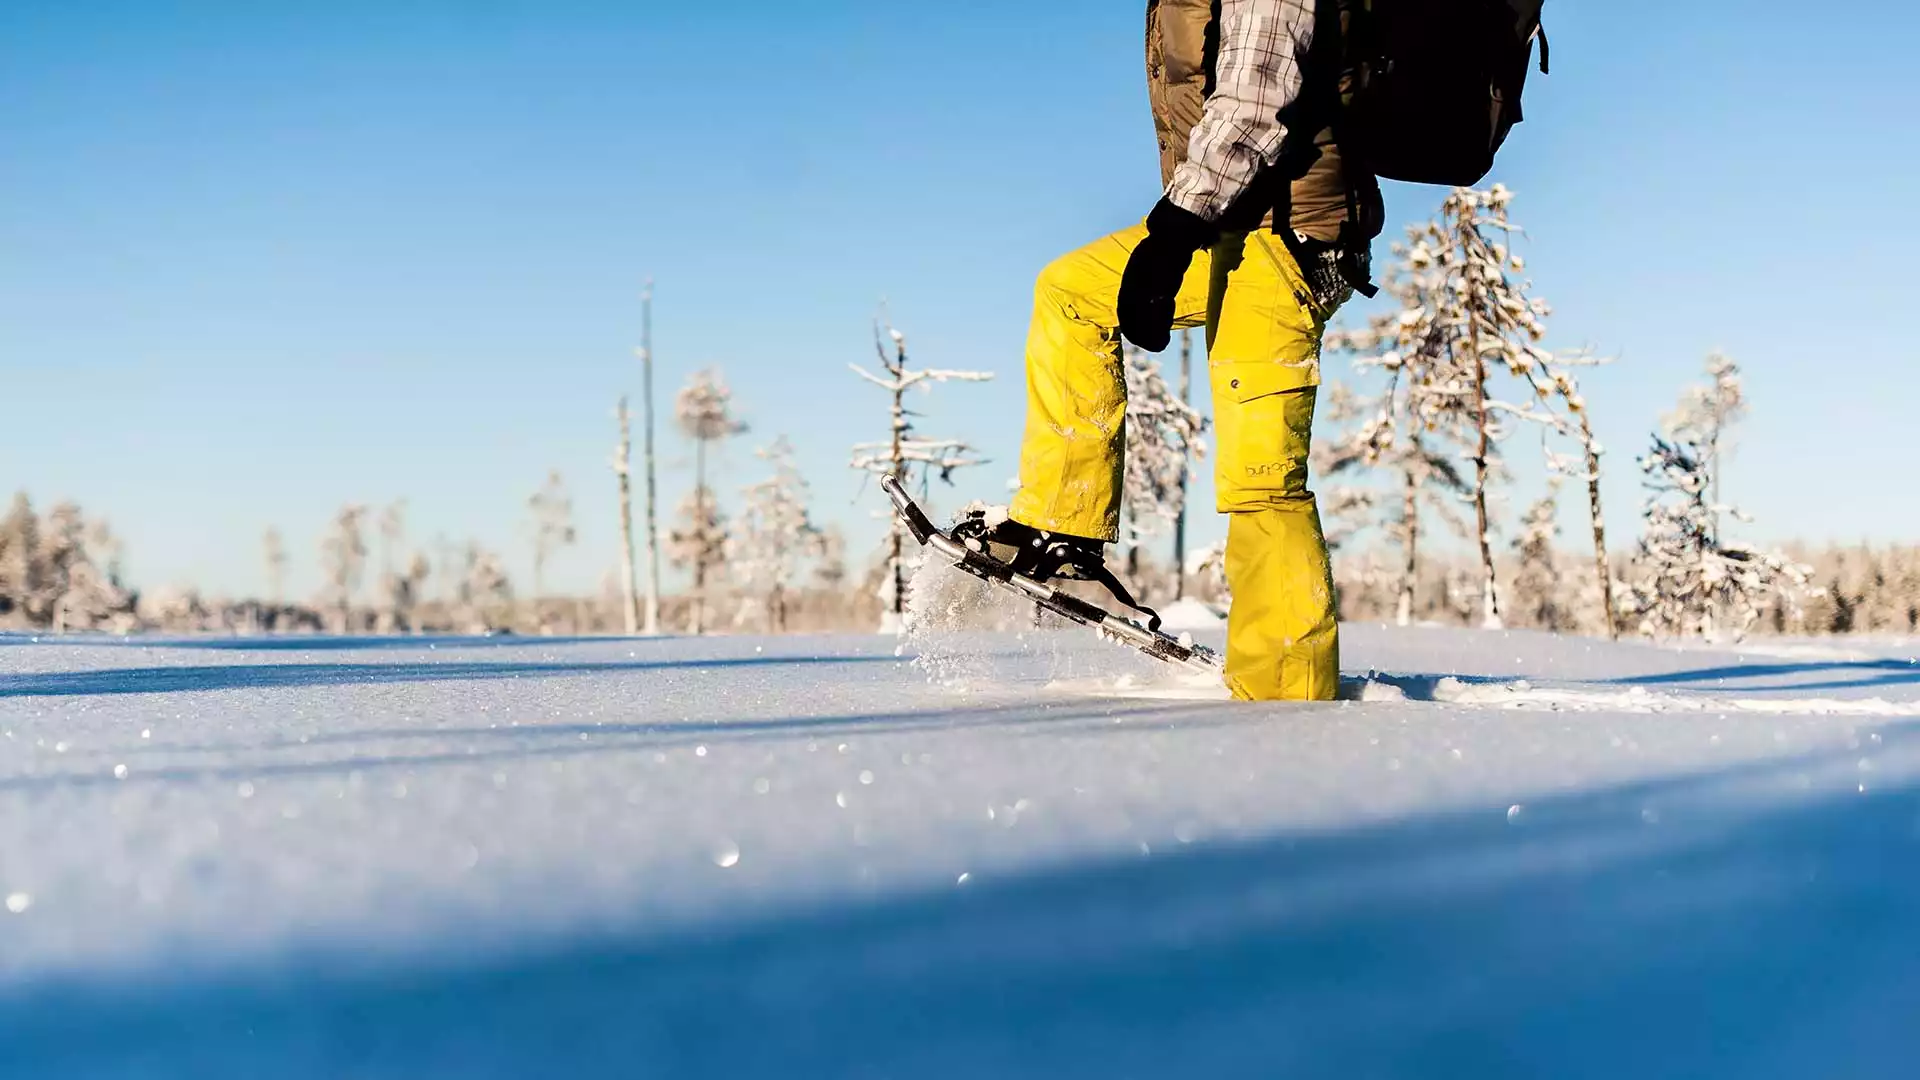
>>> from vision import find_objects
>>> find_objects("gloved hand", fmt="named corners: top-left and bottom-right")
top-left (1117, 197), bottom-right (1218, 353)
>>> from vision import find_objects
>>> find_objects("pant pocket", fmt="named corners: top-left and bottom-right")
top-left (1211, 367), bottom-right (1316, 514)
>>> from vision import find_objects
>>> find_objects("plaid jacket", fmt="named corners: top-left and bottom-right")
top-left (1162, 0), bottom-right (1318, 223)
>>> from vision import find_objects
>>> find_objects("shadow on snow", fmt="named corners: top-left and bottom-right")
top-left (1611, 658), bottom-right (1920, 695)
top-left (3, 729), bottom-right (1919, 1078)
top-left (0, 653), bottom-right (894, 699)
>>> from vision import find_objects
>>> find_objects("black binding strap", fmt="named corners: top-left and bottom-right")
top-left (1088, 564), bottom-right (1163, 633)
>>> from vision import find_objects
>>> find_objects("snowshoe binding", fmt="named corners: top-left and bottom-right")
top-left (950, 511), bottom-right (1162, 631)
top-left (881, 476), bottom-right (1219, 672)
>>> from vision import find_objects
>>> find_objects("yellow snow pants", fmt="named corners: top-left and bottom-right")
top-left (1008, 223), bottom-right (1340, 701)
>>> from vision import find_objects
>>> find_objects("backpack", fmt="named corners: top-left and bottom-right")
top-left (1335, 0), bottom-right (1549, 187)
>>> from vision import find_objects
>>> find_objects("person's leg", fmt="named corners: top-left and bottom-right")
top-left (1009, 224), bottom-right (1210, 541)
top-left (1206, 232), bottom-right (1340, 701)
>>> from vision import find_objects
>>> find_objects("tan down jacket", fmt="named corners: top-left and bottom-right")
top-left (1145, 0), bottom-right (1378, 243)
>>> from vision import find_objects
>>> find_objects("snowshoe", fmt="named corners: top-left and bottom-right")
top-left (882, 476), bottom-right (1220, 672)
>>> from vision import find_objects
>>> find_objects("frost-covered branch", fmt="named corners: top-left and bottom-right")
top-left (846, 320), bottom-right (992, 627)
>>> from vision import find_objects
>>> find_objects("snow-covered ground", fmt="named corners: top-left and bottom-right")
top-left (3, 617), bottom-right (1919, 1077)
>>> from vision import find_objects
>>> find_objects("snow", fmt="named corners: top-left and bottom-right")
top-left (1154, 596), bottom-right (1225, 631)
top-left (4, 624), bottom-right (1920, 1076)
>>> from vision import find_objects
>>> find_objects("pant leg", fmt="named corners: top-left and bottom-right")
top-left (1206, 232), bottom-right (1340, 701)
top-left (1009, 223), bottom-right (1211, 541)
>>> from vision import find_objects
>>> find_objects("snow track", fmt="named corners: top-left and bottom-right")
top-left (2, 623), bottom-right (1918, 1077)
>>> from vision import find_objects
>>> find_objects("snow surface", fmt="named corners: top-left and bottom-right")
top-left (3, 620), bottom-right (1920, 1077)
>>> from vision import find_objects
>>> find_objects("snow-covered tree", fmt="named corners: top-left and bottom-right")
top-left (1122, 344), bottom-right (1208, 581)
top-left (676, 368), bottom-right (748, 480)
top-left (611, 397), bottom-right (643, 634)
top-left (1541, 366), bottom-right (1619, 638)
top-left (1319, 327), bottom-right (1474, 627)
top-left (668, 486), bottom-right (728, 634)
top-left (0, 496), bottom-right (120, 629)
top-left (456, 542), bottom-right (513, 633)
top-left (138, 585), bottom-right (209, 633)
top-left (1171, 330), bottom-right (1198, 597)
top-left (729, 436), bottom-right (822, 632)
top-left (1628, 436), bottom-right (1811, 641)
top-left (319, 505), bottom-right (368, 633)
top-left (1663, 351), bottom-right (1746, 541)
top-left (0, 493), bottom-right (43, 626)
top-left (814, 524), bottom-right (849, 592)
top-left (527, 470), bottom-right (576, 602)
top-left (1509, 487), bottom-right (1571, 631)
top-left (1186, 541), bottom-right (1229, 607)
top-left (375, 551), bottom-right (431, 634)
top-left (377, 501), bottom-right (407, 577)
top-left (1325, 185), bottom-right (1614, 632)
top-left (674, 369), bottom-right (747, 634)
top-left (848, 322), bottom-right (992, 630)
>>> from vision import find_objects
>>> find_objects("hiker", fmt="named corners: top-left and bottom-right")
top-left (964, 0), bottom-right (1381, 701)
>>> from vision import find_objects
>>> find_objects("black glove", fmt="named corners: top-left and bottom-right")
top-left (1118, 198), bottom-right (1218, 353)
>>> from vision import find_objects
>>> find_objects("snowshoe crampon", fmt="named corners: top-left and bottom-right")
top-left (881, 476), bottom-right (1221, 673)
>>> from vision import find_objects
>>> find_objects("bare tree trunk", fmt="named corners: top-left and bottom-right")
top-left (1706, 431), bottom-right (1723, 548)
top-left (640, 281), bottom-right (663, 636)
top-left (691, 436), bottom-right (707, 635)
top-left (1397, 463), bottom-right (1419, 627)
top-left (1469, 316), bottom-right (1500, 629)
top-left (615, 397), bottom-right (641, 635)
top-left (1575, 408), bottom-right (1617, 639)
top-left (888, 344), bottom-right (909, 620)
top-left (1173, 329), bottom-right (1192, 601)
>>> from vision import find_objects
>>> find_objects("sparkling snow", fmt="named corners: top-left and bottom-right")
top-left (2, 624), bottom-right (1919, 1076)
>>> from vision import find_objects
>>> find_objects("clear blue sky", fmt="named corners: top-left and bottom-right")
top-left (4, 0), bottom-right (1916, 599)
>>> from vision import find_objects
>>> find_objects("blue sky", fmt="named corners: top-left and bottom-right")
top-left (4, 0), bottom-right (1916, 599)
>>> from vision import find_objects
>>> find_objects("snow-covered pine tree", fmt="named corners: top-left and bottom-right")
top-left (1322, 267), bottom-right (1476, 627)
top-left (456, 541), bottom-right (514, 633)
top-left (848, 322), bottom-right (992, 631)
top-left (674, 368), bottom-right (747, 634)
top-left (1121, 344), bottom-right (1208, 586)
top-left (1542, 367), bottom-right (1619, 639)
top-left (319, 505), bottom-right (369, 633)
top-left (1428, 185), bottom-right (1565, 629)
top-left (814, 525), bottom-right (849, 592)
top-left (1510, 486), bottom-right (1570, 631)
top-left (31, 501), bottom-right (132, 632)
top-left (374, 552), bottom-right (431, 634)
top-left (1629, 435), bottom-right (1811, 641)
top-left (1663, 352), bottom-right (1746, 542)
top-left (0, 493), bottom-right (42, 627)
top-left (368, 501), bottom-right (415, 634)
top-left (729, 436), bottom-right (822, 632)
top-left (1326, 185), bottom-right (1615, 633)
top-left (667, 486), bottom-right (728, 633)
